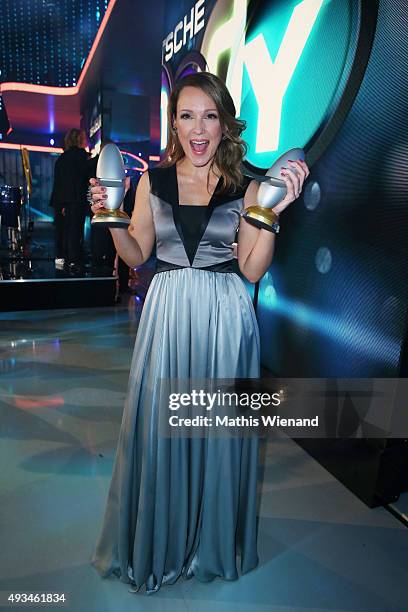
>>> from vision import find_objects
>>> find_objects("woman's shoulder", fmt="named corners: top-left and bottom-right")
top-left (237, 175), bottom-right (252, 197)
top-left (147, 164), bottom-right (174, 196)
top-left (148, 164), bottom-right (173, 180)
top-left (217, 175), bottom-right (251, 203)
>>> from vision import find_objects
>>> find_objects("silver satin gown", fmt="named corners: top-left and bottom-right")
top-left (91, 164), bottom-right (260, 594)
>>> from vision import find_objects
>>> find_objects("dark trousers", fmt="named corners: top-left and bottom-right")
top-left (90, 224), bottom-right (115, 267)
top-left (64, 202), bottom-right (86, 264)
top-left (91, 224), bottom-right (129, 290)
top-left (54, 205), bottom-right (65, 258)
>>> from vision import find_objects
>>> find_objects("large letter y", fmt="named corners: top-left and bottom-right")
top-left (244, 0), bottom-right (324, 152)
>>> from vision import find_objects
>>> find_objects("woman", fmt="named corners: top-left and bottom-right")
top-left (50, 128), bottom-right (89, 270)
top-left (90, 72), bottom-right (309, 594)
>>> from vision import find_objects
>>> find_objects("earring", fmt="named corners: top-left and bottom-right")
top-left (173, 126), bottom-right (178, 134)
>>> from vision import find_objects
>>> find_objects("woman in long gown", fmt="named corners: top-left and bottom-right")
top-left (90, 72), bottom-right (309, 594)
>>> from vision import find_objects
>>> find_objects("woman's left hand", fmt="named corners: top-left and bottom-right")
top-left (274, 159), bottom-right (310, 216)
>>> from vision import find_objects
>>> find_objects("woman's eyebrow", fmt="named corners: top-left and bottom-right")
top-left (178, 108), bottom-right (218, 112)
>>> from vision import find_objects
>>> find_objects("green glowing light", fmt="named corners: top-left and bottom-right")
top-left (240, 0), bottom-right (352, 167)
top-left (204, 0), bottom-right (353, 168)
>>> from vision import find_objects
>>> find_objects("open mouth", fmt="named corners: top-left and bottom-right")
top-left (190, 140), bottom-right (209, 155)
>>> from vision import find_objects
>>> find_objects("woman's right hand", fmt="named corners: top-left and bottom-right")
top-left (89, 178), bottom-right (107, 215)
top-left (89, 176), bottom-right (131, 215)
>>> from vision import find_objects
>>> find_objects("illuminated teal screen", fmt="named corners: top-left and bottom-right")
top-left (240, 0), bottom-right (353, 168)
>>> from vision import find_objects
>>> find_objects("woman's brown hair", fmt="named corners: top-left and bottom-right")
top-left (160, 72), bottom-right (247, 195)
top-left (63, 128), bottom-right (86, 151)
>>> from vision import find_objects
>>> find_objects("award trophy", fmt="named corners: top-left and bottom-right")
top-left (91, 142), bottom-right (130, 228)
top-left (242, 148), bottom-right (305, 231)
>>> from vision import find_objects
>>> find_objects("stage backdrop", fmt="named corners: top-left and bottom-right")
top-left (160, 0), bottom-right (408, 377)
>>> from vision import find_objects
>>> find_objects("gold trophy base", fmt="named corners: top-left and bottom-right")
top-left (91, 207), bottom-right (131, 228)
top-left (242, 205), bottom-right (279, 231)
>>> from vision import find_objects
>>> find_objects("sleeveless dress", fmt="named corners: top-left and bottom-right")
top-left (91, 164), bottom-right (261, 594)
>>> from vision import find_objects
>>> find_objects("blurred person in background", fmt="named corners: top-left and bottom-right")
top-left (50, 128), bottom-right (89, 272)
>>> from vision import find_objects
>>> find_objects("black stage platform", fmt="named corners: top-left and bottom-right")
top-left (0, 276), bottom-right (117, 311)
top-left (0, 221), bottom-right (117, 311)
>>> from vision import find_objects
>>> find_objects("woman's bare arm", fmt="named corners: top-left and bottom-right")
top-left (237, 180), bottom-right (276, 283)
top-left (237, 159), bottom-right (309, 282)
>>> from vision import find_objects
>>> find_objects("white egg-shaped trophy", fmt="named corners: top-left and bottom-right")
top-left (242, 148), bottom-right (305, 231)
top-left (91, 143), bottom-right (130, 228)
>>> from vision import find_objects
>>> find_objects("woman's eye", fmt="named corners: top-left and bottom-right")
top-left (206, 113), bottom-right (218, 120)
top-left (180, 113), bottom-right (191, 119)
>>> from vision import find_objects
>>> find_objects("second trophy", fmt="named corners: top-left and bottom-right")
top-left (242, 147), bottom-right (305, 232)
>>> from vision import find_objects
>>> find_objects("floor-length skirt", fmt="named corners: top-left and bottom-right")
top-left (91, 268), bottom-right (261, 593)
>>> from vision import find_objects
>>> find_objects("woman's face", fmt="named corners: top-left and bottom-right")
top-left (173, 86), bottom-right (223, 168)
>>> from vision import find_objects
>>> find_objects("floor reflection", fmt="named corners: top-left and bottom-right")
top-left (0, 303), bottom-right (407, 612)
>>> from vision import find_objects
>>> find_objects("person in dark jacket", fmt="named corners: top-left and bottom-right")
top-left (50, 128), bottom-right (89, 270)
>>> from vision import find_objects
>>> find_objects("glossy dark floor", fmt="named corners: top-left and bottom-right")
top-left (0, 302), bottom-right (407, 612)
